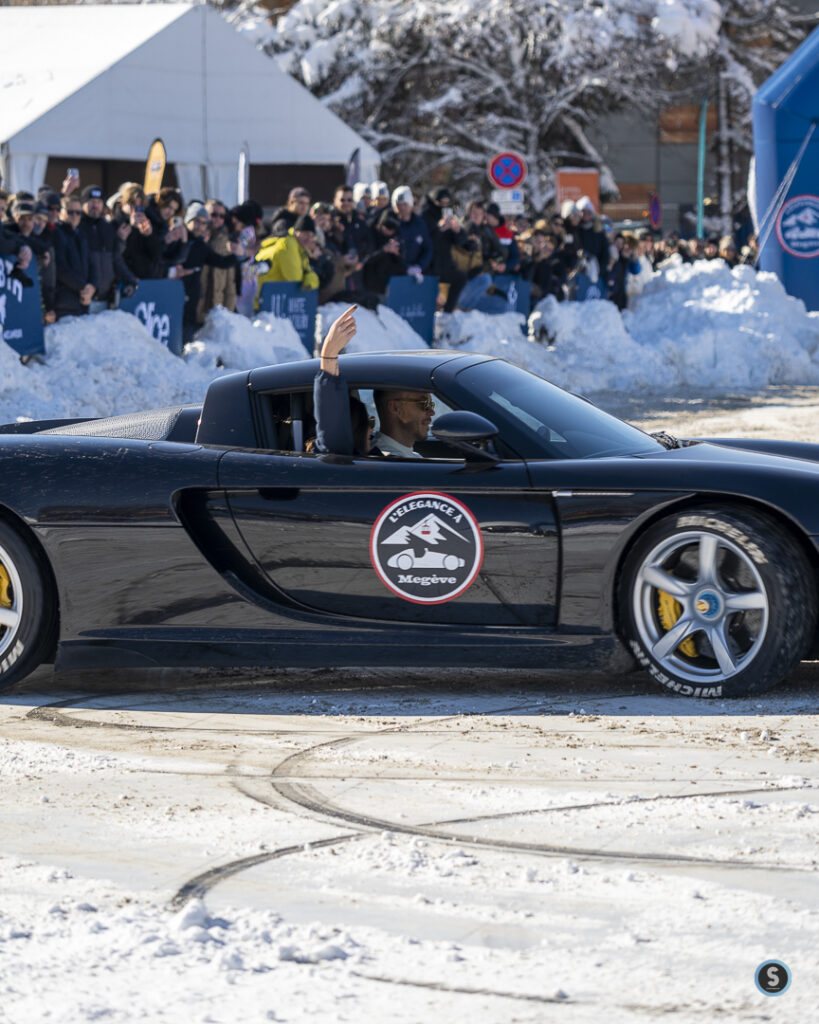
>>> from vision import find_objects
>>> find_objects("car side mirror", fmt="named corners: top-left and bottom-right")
top-left (431, 411), bottom-right (500, 465)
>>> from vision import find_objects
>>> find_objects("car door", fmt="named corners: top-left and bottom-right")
top-left (219, 449), bottom-right (558, 627)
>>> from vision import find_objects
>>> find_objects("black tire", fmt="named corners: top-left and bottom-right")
top-left (620, 506), bottom-right (817, 698)
top-left (0, 521), bottom-right (56, 691)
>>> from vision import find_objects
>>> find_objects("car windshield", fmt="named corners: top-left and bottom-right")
top-left (454, 360), bottom-right (665, 460)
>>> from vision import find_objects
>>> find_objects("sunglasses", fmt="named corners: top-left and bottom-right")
top-left (210, 212), bottom-right (225, 219)
top-left (66, 209), bottom-right (82, 217)
top-left (399, 396), bottom-right (435, 411)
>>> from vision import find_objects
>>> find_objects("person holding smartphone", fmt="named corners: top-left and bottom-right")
top-left (420, 186), bottom-right (466, 310)
top-left (177, 202), bottom-right (245, 341)
top-left (118, 183), bottom-right (163, 279)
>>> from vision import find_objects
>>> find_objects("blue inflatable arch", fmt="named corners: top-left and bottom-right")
top-left (752, 26), bottom-right (819, 311)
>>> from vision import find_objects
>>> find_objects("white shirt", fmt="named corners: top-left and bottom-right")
top-left (373, 432), bottom-right (421, 458)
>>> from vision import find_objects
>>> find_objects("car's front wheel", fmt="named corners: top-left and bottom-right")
top-left (621, 507), bottom-right (816, 698)
top-left (0, 521), bottom-right (56, 691)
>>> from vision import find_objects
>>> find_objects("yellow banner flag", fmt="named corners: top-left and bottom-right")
top-left (143, 138), bottom-right (166, 196)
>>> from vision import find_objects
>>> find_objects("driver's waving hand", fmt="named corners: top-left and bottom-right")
top-left (313, 306), bottom-right (433, 458)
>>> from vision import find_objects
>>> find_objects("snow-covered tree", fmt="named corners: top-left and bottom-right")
top-left (229, 0), bottom-right (803, 213)
top-left (229, 0), bottom-right (675, 209)
top-left (227, 0), bottom-right (809, 216)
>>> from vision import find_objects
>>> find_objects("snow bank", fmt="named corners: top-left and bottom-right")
top-left (6, 312), bottom-right (211, 423)
top-left (2, 261), bottom-right (819, 425)
top-left (442, 259), bottom-right (819, 395)
top-left (184, 307), bottom-right (308, 375)
top-left (317, 301), bottom-right (428, 353)
top-left (625, 259), bottom-right (819, 389)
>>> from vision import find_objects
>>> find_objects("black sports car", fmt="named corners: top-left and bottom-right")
top-left (0, 350), bottom-right (817, 699)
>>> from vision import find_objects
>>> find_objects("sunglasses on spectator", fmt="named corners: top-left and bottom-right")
top-left (210, 211), bottom-right (225, 219)
top-left (66, 208), bottom-right (82, 217)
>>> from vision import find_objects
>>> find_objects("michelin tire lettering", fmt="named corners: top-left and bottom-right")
top-left (370, 492), bottom-right (484, 604)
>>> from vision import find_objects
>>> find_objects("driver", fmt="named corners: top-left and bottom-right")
top-left (372, 390), bottom-right (433, 458)
top-left (313, 306), bottom-right (433, 458)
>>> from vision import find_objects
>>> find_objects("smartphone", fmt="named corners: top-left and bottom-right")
top-left (171, 217), bottom-right (183, 228)
top-left (67, 168), bottom-right (79, 178)
top-left (134, 205), bottom-right (145, 214)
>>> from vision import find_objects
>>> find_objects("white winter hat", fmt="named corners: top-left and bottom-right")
top-left (185, 201), bottom-right (209, 223)
top-left (575, 195), bottom-right (596, 214)
top-left (391, 185), bottom-right (414, 210)
top-left (370, 180), bottom-right (389, 197)
top-left (352, 182), bottom-right (371, 204)
top-left (560, 199), bottom-right (579, 218)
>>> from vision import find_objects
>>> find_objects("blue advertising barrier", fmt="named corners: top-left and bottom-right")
top-left (0, 258), bottom-right (45, 357)
top-left (753, 26), bottom-right (819, 312)
top-left (386, 274), bottom-right (439, 344)
top-left (119, 278), bottom-right (185, 355)
top-left (573, 273), bottom-right (607, 302)
top-left (491, 274), bottom-right (531, 314)
top-left (258, 282), bottom-right (318, 355)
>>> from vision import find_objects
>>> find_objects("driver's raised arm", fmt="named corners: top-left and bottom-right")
top-left (313, 305), bottom-right (358, 456)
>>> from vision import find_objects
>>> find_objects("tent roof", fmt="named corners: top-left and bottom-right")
top-left (0, 3), bottom-right (378, 167)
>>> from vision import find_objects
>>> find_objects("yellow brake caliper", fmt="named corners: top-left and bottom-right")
top-left (0, 565), bottom-right (10, 635)
top-left (657, 589), bottom-right (698, 658)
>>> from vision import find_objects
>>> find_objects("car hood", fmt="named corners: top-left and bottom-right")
top-left (526, 439), bottom-right (819, 538)
top-left (691, 436), bottom-right (819, 465)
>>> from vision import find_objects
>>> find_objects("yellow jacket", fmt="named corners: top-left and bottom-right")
top-left (255, 230), bottom-right (319, 296)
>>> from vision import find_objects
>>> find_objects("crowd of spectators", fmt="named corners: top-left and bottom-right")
top-left (0, 172), bottom-right (762, 336)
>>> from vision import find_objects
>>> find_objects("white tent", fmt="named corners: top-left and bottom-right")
top-left (0, 2), bottom-right (379, 205)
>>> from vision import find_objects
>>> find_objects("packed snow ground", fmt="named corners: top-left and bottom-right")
top-left (1, 670), bottom-right (818, 1024)
top-left (2, 260), bottom-right (819, 1023)
top-left (2, 259), bottom-right (819, 428)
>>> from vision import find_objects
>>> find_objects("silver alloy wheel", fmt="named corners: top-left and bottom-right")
top-left (0, 541), bottom-right (23, 660)
top-left (632, 529), bottom-right (769, 683)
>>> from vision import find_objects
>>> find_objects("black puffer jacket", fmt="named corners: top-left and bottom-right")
top-left (80, 214), bottom-right (137, 300)
top-left (52, 221), bottom-right (96, 318)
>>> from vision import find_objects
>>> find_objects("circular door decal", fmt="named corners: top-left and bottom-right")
top-left (775, 195), bottom-right (819, 258)
top-left (370, 492), bottom-right (484, 604)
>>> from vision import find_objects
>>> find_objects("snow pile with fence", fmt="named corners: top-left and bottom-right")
top-left (1, 259), bottom-right (818, 426)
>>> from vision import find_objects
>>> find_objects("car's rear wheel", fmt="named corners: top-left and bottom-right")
top-left (621, 507), bottom-right (816, 698)
top-left (0, 522), bottom-right (56, 691)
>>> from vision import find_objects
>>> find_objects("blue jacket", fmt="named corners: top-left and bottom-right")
top-left (313, 370), bottom-right (354, 455)
top-left (397, 213), bottom-right (433, 271)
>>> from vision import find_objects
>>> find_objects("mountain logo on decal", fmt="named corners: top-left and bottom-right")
top-left (381, 512), bottom-right (469, 548)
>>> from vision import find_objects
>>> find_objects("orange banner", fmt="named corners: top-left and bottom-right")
top-left (555, 168), bottom-right (600, 211)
